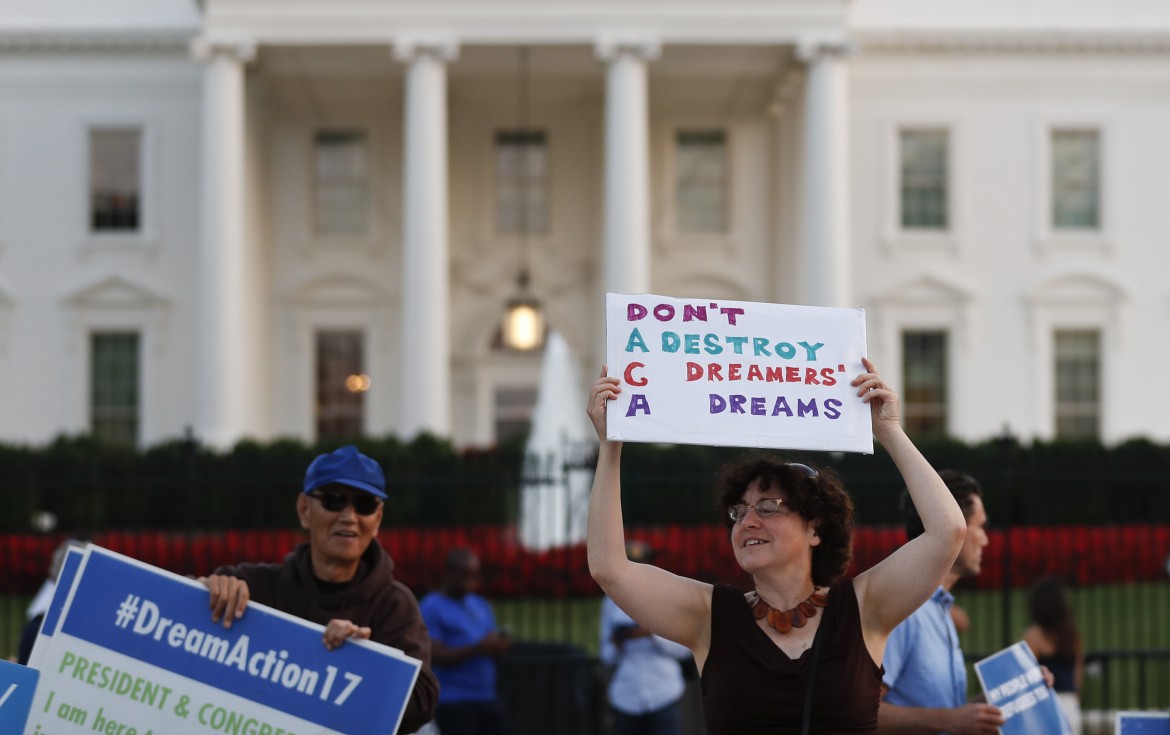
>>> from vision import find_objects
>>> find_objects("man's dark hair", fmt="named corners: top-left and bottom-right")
top-left (445, 547), bottom-right (477, 573)
top-left (901, 470), bottom-right (983, 541)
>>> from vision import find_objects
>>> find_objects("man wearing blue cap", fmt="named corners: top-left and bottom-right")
top-left (202, 445), bottom-right (439, 733)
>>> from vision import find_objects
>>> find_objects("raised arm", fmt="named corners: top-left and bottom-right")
top-left (586, 367), bottom-right (712, 659)
top-left (851, 358), bottom-right (967, 641)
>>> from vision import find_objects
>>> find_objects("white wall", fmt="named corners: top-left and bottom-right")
top-left (4, 2), bottom-right (1170, 447)
top-left (851, 48), bottom-right (1170, 443)
top-left (0, 53), bottom-right (202, 446)
top-left (851, 0), bottom-right (1170, 30)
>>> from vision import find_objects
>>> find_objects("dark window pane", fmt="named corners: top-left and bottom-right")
top-left (91, 332), bottom-right (139, 445)
top-left (316, 330), bottom-right (365, 439)
top-left (315, 130), bottom-right (370, 235)
top-left (496, 129), bottom-right (548, 234)
top-left (1054, 330), bottom-right (1100, 439)
top-left (902, 330), bottom-right (947, 437)
top-left (676, 129), bottom-right (727, 233)
top-left (1052, 130), bottom-right (1100, 230)
top-left (900, 130), bottom-right (948, 229)
top-left (90, 129), bottom-right (141, 232)
top-left (494, 386), bottom-right (537, 444)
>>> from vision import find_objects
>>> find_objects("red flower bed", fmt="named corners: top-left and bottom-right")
top-left (976, 524), bottom-right (1170, 590)
top-left (1, 524), bottom-right (1167, 597)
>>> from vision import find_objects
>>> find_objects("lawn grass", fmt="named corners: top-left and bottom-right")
top-left (954, 581), bottom-right (1170, 710)
top-left (1, 595), bottom-right (31, 662)
top-left (495, 583), bottom-right (1170, 710)
top-left (494, 597), bottom-right (604, 653)
top-left (953, 581), bottom-right (1170, 654)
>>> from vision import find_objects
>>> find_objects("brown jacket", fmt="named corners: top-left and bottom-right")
top-left (216, 539), bottom-right (439, 733)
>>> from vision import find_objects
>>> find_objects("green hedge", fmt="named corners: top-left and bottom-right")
top-left (0, 434), bottom-right (525, 532)
top-left (1, 434), bottom-right (1168, 531)
top-left (618, 436), bottom-right (1170, 527)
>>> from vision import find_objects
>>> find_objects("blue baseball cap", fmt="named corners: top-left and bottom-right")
top-left (303, 445), bottom-right (387, 499)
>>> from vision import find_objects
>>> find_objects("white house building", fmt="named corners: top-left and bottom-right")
top-left (1, 0), bottom-right (1168, 449)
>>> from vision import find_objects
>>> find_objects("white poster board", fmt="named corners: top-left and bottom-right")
top-left (974, 642), bottom-right (1071, 735)
top-left (605, 293), bottom-right (872, 453)
top-left (23, 544), bottom-right (422, 735)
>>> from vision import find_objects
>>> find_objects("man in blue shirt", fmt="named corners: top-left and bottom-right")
top-left (420, 548), bottom-right (511, 735)
top-left (878, 471), bottom-right (1004, 735)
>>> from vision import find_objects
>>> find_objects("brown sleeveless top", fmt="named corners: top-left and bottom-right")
top-left (701, 579), bottom-right (882, 734)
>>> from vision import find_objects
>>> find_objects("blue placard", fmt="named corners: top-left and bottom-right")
top-left (27, 545), bottom-right (421, 735)
top-left (974, 641), bottom-right (1070, 735)
top-left (26, 545), bottom-right (85, 671)
top-left (39, 546), bottom-right (84, 638)
top-left (1117, 712), bottom-right (1170, 735)
top-left (0, 659), bottom-right (39, 732)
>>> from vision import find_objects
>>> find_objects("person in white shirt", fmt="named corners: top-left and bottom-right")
top-left (599, 542), bottom-right (693, 735)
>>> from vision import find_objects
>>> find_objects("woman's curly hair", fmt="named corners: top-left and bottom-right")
top-left (716, 453), bottom-right (854, 587)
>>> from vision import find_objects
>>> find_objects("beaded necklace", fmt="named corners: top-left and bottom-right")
top-left (747, 588), bottom-right (828, 634)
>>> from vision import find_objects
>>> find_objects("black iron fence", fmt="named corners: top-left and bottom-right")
top-left (2, 437), bottom-right (1170, 731)
top-left (4, 434), bottom-right (1170, 531)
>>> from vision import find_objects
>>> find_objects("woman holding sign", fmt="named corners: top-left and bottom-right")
top-left (1022, 576), bottom-right (1084, 735)
top-left (586, 358), bottom-right (967, 735)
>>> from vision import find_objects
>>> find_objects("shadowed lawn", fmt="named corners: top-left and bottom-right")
top-left (6, 582), bottom-right (1168, 710)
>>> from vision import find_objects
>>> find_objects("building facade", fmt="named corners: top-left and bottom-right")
top-left (1, 0), bottom-right (1168, 448)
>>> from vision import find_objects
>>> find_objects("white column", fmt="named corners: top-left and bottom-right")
top-left (394, 40), bottom-right (458, 439)
top-left (595, 40), bottom-right (659, 297)
top-left (192, 35), bottom-right (256, 448)
top-left (798, 41), bottom-right (852, 308)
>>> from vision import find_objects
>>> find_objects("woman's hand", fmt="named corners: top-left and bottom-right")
top-left (587, 365), bottom-right (622, 443)
top-left (852, 357), bottom-right (901, 439)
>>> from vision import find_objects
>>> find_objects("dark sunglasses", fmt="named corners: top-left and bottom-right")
top-left (307, 489), bottom-right (382, 515)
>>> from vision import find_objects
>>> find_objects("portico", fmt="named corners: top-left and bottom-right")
top-left (191, 2), bottom-right (853, 447)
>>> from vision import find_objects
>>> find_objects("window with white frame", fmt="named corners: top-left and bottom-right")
top-left (675, 130), bottom-right (727, 234)
top-left (1051, 130), bottom-right (1100, 230)
top-left (90, 331), bottom-right (139, 445)
top-left (495, 130), bottom-right (548, 234)
top-left (90, 128), bottom-right (142, 232)
top-left (901, 330), bottom-right (948, 437)
top-left (494, 385), bottom-right (537, 444)
top-left (899, 129), bottom-right (948, 230)
top-left (1054, 329), bottom-right (1100, 439)
top-left (316, 330), bottom-right (366, 439)
top-left (314, 130), bottom-right (370, 235)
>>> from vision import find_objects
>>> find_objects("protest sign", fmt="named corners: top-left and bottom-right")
top-left (1117, 713), bottom-right (1170, 735)
top-left (0, 659), bottom-right (39, 733)
top-left (605, 293), bottom-right (871, 452)
top-left (974, 641), bottom-right (1070, 735)
top-left (25, 544), bottom-right (422, 735)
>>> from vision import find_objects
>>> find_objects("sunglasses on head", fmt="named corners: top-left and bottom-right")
top-left (307, 488), bottom-right (382, 515)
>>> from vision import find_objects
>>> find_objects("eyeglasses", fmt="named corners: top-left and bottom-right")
top-left (727, 463), bottom-right (819, 523)
top-left (308, 489), bottom-right (382, 516)
top-left (728, 497), bottom-right (786, 522)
